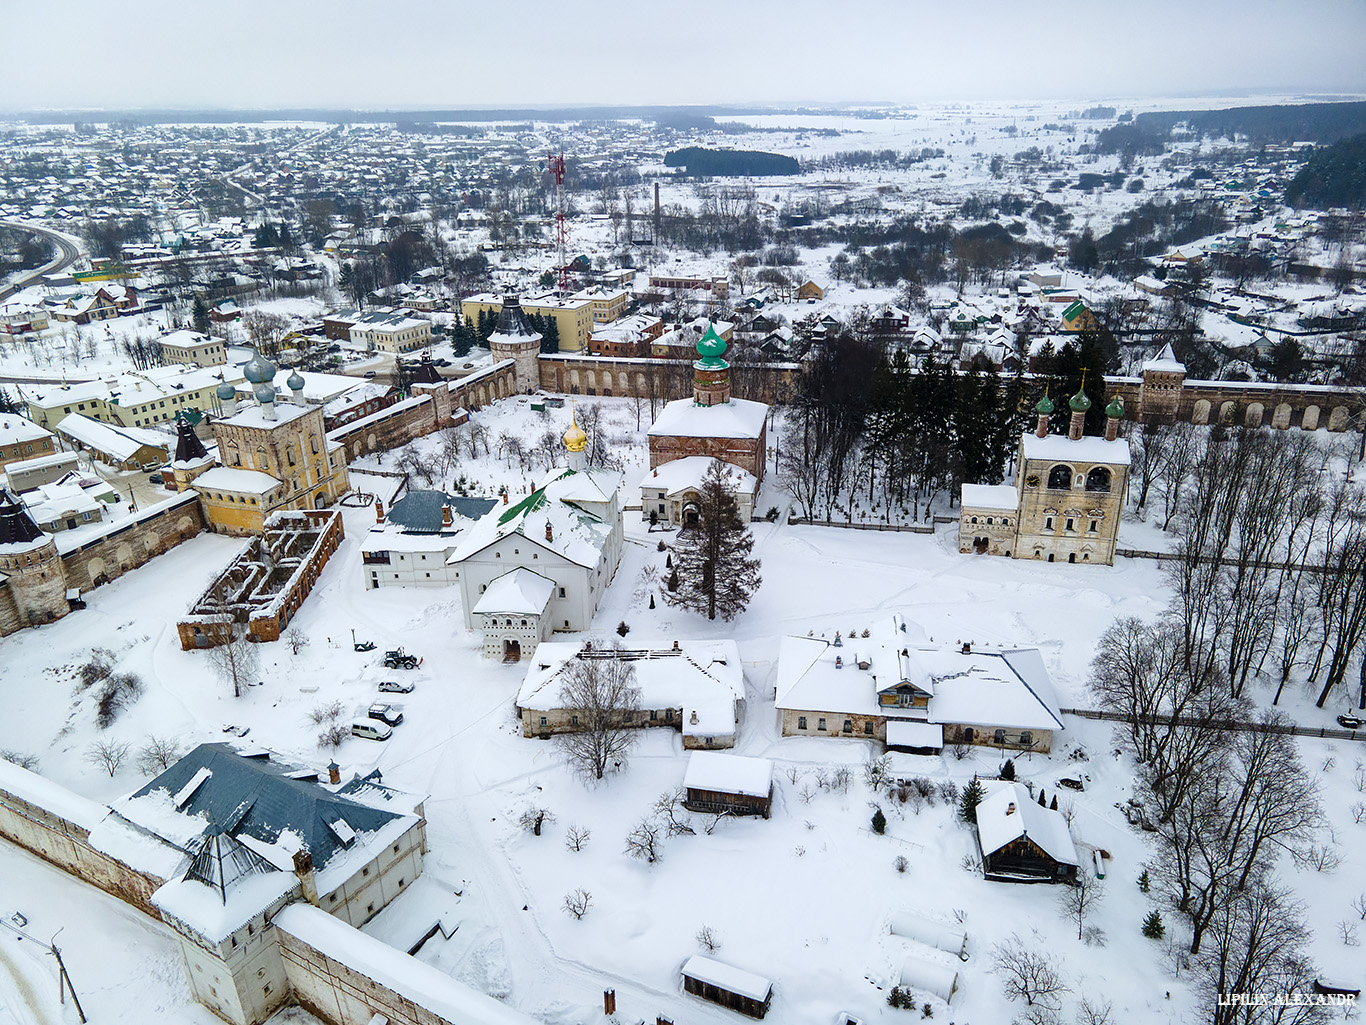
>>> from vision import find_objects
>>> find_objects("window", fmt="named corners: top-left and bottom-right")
top-left (1047, 464), bottom-right (1072, 490)
top-left (817, 717), bottom-right (827, 731)
top-left (328, 894), bottom-right (337, 904)
top-left (570, 714), bottom-right (579, 726)
top-left (366, 903), bottom-right (374, 915)
top-left (649, 710), bottom-right (657, 721)
top-left (994, 729), bottom-right (1006, 744)
top-left (864, 721), bottom-right (874, 735)
top-left (1020, 731), bottom-right (1033, 746)
top-left (1085, 466), bottom-right (1111, 492)
top-left (362, 866), bottom-right (369, 877)
top-left (1045, 516), bottom-right (1054, 531)
top-left (393, 843), bottom-right (400, 854)
top-left (665, 708), bottom-right (674, 722)
top-left (1089, 519), bottom-right (1098, 532)
top-left (539, 716), bottom-right (547, 726)
top-left (970, 516), bottom-right (977, 524)
top-left (843, 719), bottom-right (853, 733)
top-left (263, 985), bottom-right (271, 997)
top-left (558, 587), bottom-right (566, 598)
top-left (798, 715), bottom-right (807, 730)
top-left (247, 923), bottom-right (254, 936)
top-left (1065, 518), bottom-right (1074, 532)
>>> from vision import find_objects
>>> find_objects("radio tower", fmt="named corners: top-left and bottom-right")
top-left (548, 150), bottom-right (570, 294)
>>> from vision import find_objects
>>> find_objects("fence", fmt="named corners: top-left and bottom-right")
top-left (1058, 707), bottom-right (1364, 743)
top-left (786, 517), bottom-right (936, 534)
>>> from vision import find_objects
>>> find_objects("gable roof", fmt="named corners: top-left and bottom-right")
top-left (976, 781), bottom-right (1079, 866)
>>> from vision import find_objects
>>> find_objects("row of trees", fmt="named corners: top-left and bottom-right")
top-left (778, 333), bottom-right (1114, 522)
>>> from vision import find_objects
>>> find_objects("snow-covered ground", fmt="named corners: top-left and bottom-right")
top-left (3, 394), bottom-right (1364, 1024)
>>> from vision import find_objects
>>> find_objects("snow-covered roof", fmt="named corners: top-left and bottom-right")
top-left (275, 904), bottom-right (538, 1024)
top-left (647, 396), bottom-right (768, 440)
top-left (639, 456), bottom-right (758, 498)
top-left (976, 780), bottom-right (1079, 866)
top-left (448, 467), bottom-right (621, 570)
top-left (518, 640), bottom-right (743, 736)
top-left (682, 955), bottom-right (772, 1002)
top-left (1142, 342), bottom-right (1186, 374)
top-left (55, 413), bottom-right (169, 462)
top-left (959, 483), bottom-right (1018, 511)
top-left (217, 400), bottom-right (314, 431)
top-left (885, 720), bottom-right (945, 749)
top-left (1020, 431), bottom-right (1130, 467)
top-left (193, 466), bottom-right (280, 495)
top-left (472, 567), bottom-right (555, 615)
top-left (776, 616), bottom-right (1063, 733)
top-left (684, 752), bottom-right (773, 798)
top-left (0, 415), bottom-right (52, 445)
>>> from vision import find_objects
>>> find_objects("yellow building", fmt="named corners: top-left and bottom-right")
top-left (20, 365), bottom-right (243, 431)
top-left (461, 292), bottom-right (593, 353)
top-left (570, 285), bottom-right (630, 324)
top-left (158, 329), bottom-right (227, 367)
top-left (193, 358), bottom-right (349, 536)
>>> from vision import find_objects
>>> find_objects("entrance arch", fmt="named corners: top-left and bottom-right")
top-left (503, 639), bottom-right (521, 662)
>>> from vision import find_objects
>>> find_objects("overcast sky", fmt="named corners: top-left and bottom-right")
top-left (4, 0), bottom-right (1365, 113)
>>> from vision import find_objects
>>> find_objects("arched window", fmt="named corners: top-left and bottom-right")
top-left (993, 729), bottom-right (1006, 744)
top-left (1047, 464), bottom-right (1072, 490)
top-left (1085, 466), bottom-right (1111, 492)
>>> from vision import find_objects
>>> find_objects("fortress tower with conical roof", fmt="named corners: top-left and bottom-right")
top-left (0, 488), bottom-right (68, 634)
top-left (486, 294), bottom-right (543, 395)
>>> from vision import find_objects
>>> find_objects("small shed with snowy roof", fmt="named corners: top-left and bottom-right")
top-left (683, 751), bottom-right (774, 818)
top-left (681, 955), bottom-right (774, 1019)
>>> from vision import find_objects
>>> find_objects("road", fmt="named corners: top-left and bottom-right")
top-left (1059, 706), bottom-right (1365, 743)
top-left (0, 220), bottom-right (83, 303)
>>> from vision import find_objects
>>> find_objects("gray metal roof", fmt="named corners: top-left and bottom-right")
top-left (388, 490), bottom-right (497, 533)
top-left (132, 743), bottom-right (401, 871)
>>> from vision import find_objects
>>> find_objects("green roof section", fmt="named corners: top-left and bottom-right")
top-left (498, 486), bottom-right (551, 525)
top-left (694, 322), bottom-right (729, 370)
top-left (1061, 300), bottom-right (1087, 321)
top-left (1069, 386), bottom-right (1092, 412)
top-left (1035, 392), bottom-right (1054, 415)
top-left (1106, 395), bottom-right (1124, 418)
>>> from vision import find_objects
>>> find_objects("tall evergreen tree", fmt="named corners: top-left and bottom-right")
top-left (666, 460), bottom-right (761, 621)
top-left (192, 296), bottom-right (210, 335)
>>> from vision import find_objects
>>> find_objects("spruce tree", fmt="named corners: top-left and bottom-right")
top-left (665, 460), bottom-right (761, 621)
top-left (1142, 910), bottom-right (1165, 939)
top-left (192, 296), bottom-right (210, 335)
top-left (540, 316), bottom-right (560, 354)
top-left (1138, 869), bottom-right (1151, 894)
top-left (871, 807), bottom-right (887, 835)
top-left (958, 777), bottom-right (986, 823)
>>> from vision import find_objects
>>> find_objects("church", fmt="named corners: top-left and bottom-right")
top-left (643, 323), bottom-right (768, 526)
top-left (959, 381), bottom-right (1130, 566)
top-left (447, 417), bottom-right (624, 660)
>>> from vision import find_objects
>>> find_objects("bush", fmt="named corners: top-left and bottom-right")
top-left (871, 807), bottom-right (887, 835)
top-left (0, 749), bottom-right (39, 771)
top-left (317, 724), bottom-right (349, 749)
top-left (894, 855), bottom-right (909, 873)
top-left (1000, 758), bottom-right (1015, 781)
top-left (765, 506), bottom-right (780, 521)
top-left (95, 672), bottom-right (143, 729)
top-left (616, 621), bottom-right (630, 637)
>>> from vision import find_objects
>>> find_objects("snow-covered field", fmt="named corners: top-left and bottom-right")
top-left (3, 394), bottom-right (1364, 1024)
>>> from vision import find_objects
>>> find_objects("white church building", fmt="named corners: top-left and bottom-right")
top-left (447, 418), bottom-right (623, 660)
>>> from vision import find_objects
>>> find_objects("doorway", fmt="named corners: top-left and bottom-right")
top-left (503, 639), bottom-right (521, 662)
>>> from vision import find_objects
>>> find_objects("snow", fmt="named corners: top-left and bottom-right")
top-left (959, 483), bottom-right (1018, 511)
top-left (681, 954), bottom-right (773, 1003)
top-left (683, 752), bottom-right (773, 798)
top-left (885, 720), bottom-right (945, 750)
top-left (898, 955), bottom-right (958, 1004)
top-left (639, 455), bottom-right (757, 497)
top-left (55, 412), bottom-right (170, 462)
top-left (153, 869), bottom-right (297, 943)
top-left (887, 911), bottom-right (967, 959)
top-left (172, 766), bottom-right (211, 809)
top-left (647, 396), bottom-right (769, 440)
top-left (191, 466), bottom-right (279, 495)
top-left (217, 400), bottom-right (312, 431)
top-left (0, 756), bottom-right (106, 831)
top-left (0, 416), bottom-right (50, 445)
top-left (275, 903), bottom-right (537, 1025)
top-left (1020, 431), bottom-right (1132, 466)
top-left (113, 786), bottom-right (211, 850)
top-left (472, 568), bottom-right (555, 616)
top-left (976, 781), bottom-right (1080, 867)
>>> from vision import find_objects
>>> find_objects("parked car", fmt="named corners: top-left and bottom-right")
top-left (378, 679), bottom-right (414, 694)
top-left (383, 648), bottom-right (420, 670)
top-left (147, 472), bottom-right (163, 484)
top-left (368, 703), bottom-right (403, 726)
top-left (351, 720), bottom-right (392, 741)
top-left (1337, 714), bottom-right (1364, 730)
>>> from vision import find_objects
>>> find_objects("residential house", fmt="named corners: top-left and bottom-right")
top-left (975, 780), bottom-right (1080, 883)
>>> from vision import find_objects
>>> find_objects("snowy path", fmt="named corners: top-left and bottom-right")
top-left (0, 942), bottom-right (55, 1025)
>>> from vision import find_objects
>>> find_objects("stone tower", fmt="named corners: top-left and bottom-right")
top-left (171, 414), bottom-right (216, 493)
top-left (486, 294), bottom-right (542, 394)
top-left (0, 489), bottom-right (68, 635)
top-left (1139, 343), bottom-right (1186, 423)
top-left (692, 322), bottom-right (731, 407)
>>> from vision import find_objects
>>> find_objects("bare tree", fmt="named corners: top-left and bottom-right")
top-left (518, 807), bottom-right (554, 836)
top-left (206, 625), bottom-right (261, 699)
top-left (285, 627), bottom-right (310, 656)
top-left (86, 739), bottom-right (131, 777)
top-left (136, 735), bottom-right (183, 775)
top-left (696, 925), bottom-right (721, 952)
top-left (624, 818), bottom-right (663, 863)
top-left (991, 933), bottom-right (1069, 1008)
top-left (1076, 995), bottom-right (1115, 1025)
top-left (1058, 876), bottom-right (1104, 941)
top-left (654, 788), bottom-right (697, 836)
top-left (564, 824), bottom-right (591, 852)
top-left (555, 646), bottom-right (642, 781)
top-left (562, 889), bottom-right (592, 919)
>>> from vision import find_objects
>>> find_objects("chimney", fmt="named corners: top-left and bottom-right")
top-left (604, 990), bottom-right (616, 1015)
top-left (835, 655), bottom-right (843, 669)
top-left (442, 505), bottom-right (453, 527)
top-left (689, 710), bottom-right (698, 724)
top-left (1007, 802), bottom-right (1016, 815)
top-left (545, 521), bottom-right (554, 543)
top-left (652, 468), bottom-right (658, 477)
top-left (375, 498), bottom-right (385, 524)
top-left (502, 492), bottom-right (509, 505)
top-left (672, 640), bottom-right (680, 650)
top-left (293, 849), bottom-right (321, 907)
top-left (327, 760), bottom-right (340, 785)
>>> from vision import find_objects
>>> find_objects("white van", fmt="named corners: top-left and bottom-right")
top-left (351, 720), bottom-right (392, 741)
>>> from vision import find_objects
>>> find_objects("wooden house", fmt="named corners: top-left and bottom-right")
top-left (683, 752), bottom-right (773, 818)
top-left (975, 781), bottom-right (1080, 883)
top-left (682, 956), bottom-right (773, 1019)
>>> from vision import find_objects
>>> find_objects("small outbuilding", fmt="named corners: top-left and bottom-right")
top-left (975, 781), bottom-right (1080, 883)
top-left (899, 954), bottom-right (959, 1004)
top-left (683, 752), bottom-right (774, 819)
top-left (681, 955), bottom-right (773, 1019)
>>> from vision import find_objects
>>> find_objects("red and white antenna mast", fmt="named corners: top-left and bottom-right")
top-left (547, 150), bottom-right (570, 294)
